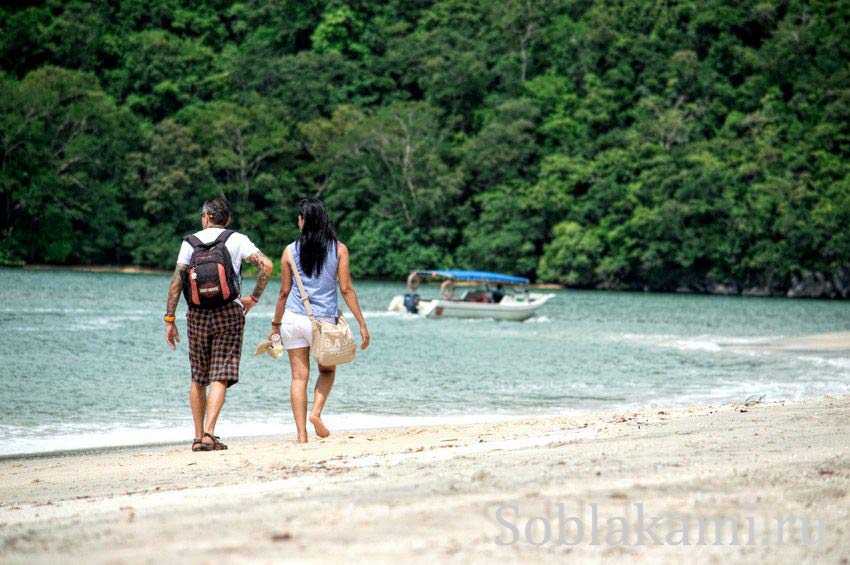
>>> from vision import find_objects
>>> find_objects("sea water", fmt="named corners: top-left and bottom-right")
top-left (2, 268), bottom-right (849, 456)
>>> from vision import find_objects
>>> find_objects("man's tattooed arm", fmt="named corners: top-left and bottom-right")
top-left (245, 250), bottom-right (274, 300)
top-left (166, 264), bottom-right (188, 316)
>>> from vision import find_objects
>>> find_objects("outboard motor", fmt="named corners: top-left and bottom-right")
top-left (403, 292), bottom-right (420, 314)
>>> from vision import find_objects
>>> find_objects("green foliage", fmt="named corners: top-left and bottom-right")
top-left (312, 5), bottom-right (368, 58)
top-left (1, 0), bottom-right (849, 294)
top-left (108, 30), bottom-right (218, 120)
top-left (539, 221), bottom-right (603, 286)
top-left (457, 183), bottom-right (544, 277)
top-left (1, 66), bottom-right (136, 264)
top-left (345, 219), bottom-right (444, 279)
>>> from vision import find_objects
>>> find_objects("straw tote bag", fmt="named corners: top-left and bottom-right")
top-left (286, 244), bottom-right (357, 366)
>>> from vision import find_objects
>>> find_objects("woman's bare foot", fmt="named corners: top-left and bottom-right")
top-left (297, 432), bottom-right (308, 444)
top-left (309, 414), bottom-right (330, 438)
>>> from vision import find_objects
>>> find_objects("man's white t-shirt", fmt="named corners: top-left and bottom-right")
top-left (176, 227), bottom-right (259, 274)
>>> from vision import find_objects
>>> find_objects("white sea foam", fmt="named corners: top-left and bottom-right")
top-left (794, 355), bottom-right (850, 370)
top-left (66, 315), bottom-right (145, 331)
top-left (0, 424), bottom-right (193, 457)
top-left (342, 310), bottom-right (419, 321)
top-left (619, 333), bottom-right (783, 354)
top-left (361, 310), bottom-right (407, 319)
top-left (619, 333), bottom-right (725, 352)
top-left (618, 334), bottom-right (850, 377)
top-left (1, 308), bottom-right (155, 315)
top-left (671, 380), bottom-right (850, 406)
top-left (0, 413), bottom-right (521, 457)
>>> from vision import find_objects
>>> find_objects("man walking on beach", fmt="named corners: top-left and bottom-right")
top-left (164, 197), bottom-right (273, 451)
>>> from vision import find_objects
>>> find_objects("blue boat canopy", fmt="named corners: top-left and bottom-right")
top-left (414, 270), bottom-right (529, 285)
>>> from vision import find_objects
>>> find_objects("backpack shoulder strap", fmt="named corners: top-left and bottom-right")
top-left (184, 234), bottom-right (204, 249)
top-left (213, 229), bottom-right (235, 245)
top-left (216, 229), bottom-right (239, 275)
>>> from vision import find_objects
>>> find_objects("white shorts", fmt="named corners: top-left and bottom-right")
top-left (281, 310), bottom-right (336, 350)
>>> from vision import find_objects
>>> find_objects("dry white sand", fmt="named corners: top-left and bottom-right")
top-left (1, 394), bottom-right (849, 563)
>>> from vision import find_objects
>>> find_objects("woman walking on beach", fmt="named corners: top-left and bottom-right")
top-left (269, 199), bottom-right (370, 443)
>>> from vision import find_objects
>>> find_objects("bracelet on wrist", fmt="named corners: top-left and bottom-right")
top-left (164, 315), bottom-right (176, 323)
top-left (271, 321), bottom-right (281, 327)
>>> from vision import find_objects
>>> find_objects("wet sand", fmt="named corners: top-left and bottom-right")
top-left (752, 331), bottom-right (850, 352)
top-left (1, 395), bottom-right (848, 563)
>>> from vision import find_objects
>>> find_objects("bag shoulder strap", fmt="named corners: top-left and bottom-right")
top-left (184, 234), bottom-right (204, 249)
top-left (286, 244), bottom-right (315, 320)
top-left (214, 229), bottom-right (239, 274)
top-left (213, 229), bottom-right (235, 245)
top-left (184, 229), bottom-right (234, 250)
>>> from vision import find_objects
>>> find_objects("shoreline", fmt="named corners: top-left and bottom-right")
top-left (0, 413), bottom-right (529, 461)
top-left (2, 395), bottom-right (848, 562)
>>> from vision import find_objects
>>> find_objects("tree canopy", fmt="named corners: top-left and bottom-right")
top-left (2, 0), bottom-right (848, 294)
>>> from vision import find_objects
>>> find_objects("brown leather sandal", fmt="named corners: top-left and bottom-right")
top-left (192, 438), bottom-right (213, 452)
top-left (204, 432), bottom-right (228, 450)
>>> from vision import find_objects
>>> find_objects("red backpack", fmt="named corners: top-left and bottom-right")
top-left (181, 230), bottom-right (241, 309)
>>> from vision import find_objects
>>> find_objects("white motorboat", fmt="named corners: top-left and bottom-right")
top-left (387, 270), bottom-right (554, 321)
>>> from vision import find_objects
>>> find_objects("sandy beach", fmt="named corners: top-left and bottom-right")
top-left (1, 395), bottom-right (848, 563)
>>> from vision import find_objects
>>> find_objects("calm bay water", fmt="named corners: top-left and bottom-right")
top-left (2, 267), bottom-right (850, 456)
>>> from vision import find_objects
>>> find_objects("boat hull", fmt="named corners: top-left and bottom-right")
top-left (389, 294), bottom-right (554, 321)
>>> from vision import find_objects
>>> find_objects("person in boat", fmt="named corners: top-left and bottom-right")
top-left (463, 288), bottom-right (489, 302)
top-left (268, 198), bottom-right (370, 443)
top-left (492, 284), bottom-right (505, 303)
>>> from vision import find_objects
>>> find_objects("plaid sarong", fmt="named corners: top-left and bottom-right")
top-left (186, 301), bottom-right (246, 387)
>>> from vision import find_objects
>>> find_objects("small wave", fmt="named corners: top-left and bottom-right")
top-left (0, 413), bottom-right (521, 457)
top-left (0, 307), bottom-right (91, 314)
top-left (363, 310), bottom-right (408, 318)
top-left (794, 355), bottom-right (850, 370)
top-left (525, 316), bottom-right (551, 324)
top-left (0, 422), bottom-right (194, 457)
top-left (620, 333), bottom-right (723, 352)
top-left (658, 379), bottom-right (850, 406)
top-left (619, 333), bottom-right (784, 353)
top-left (0, 307), bottom-right (157, 315)
top-left (341, 310), bottom-right (418, 320)
top-left (66, 315), bottom-right (146, 331)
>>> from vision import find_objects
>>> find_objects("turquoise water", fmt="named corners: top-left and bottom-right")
top-left (2, 268), bottom-right (850, 456)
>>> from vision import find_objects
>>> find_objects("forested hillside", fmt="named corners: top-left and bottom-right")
top-left (2, 1), bottom-right (849, 296)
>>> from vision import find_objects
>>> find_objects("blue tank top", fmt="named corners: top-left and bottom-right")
top-left (286, 240), bottom-right (339, 318)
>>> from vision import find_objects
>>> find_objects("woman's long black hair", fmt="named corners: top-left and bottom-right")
top-left (298, 198), bottom-right (337, 278)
